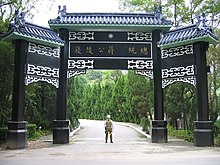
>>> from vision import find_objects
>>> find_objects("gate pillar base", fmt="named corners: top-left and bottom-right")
top-left (194, 121), bottom-right (213, 147)
top-left (53, 120), bottom-right (70, 144)
top-left (151, 120), bottom-right (167, 143)
top-left (7, 121), bottom-right (27, 149)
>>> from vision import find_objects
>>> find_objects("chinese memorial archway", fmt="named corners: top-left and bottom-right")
top-left (1, 7), bottom-right (218, 149)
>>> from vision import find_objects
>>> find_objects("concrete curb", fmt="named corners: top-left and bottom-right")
top-left (70, 126), bottom-right (81, 137)
top-left (116, 122), bottom-right (151, 139)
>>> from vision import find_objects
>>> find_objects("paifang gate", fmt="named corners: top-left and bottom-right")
top-left (1, 6), bottom-right (219, 149)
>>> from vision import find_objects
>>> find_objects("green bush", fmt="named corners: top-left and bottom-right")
top-left (214, 120), bottom-right (220, 138)
top-left (167, 124), bottom-right (193, 142)
top-left (0, 127), bottom-right (8, 142)
top-left (27, 124), bottom-right (37, 138)
top-left (140, 117), bottom-right (150, 132)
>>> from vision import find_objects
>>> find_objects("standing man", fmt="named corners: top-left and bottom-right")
top-left (104, 115), bottom-right (114, 143)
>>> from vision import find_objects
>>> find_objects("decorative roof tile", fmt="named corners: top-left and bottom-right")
top-left (158, 14), bottom-right (219, 49)
top-left (48, 6), bottom-right (172, 31)
top-left (1, 11), bottom-right (64, 47)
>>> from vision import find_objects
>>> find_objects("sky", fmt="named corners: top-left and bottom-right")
top-left (33, 0), bottom-right (121, 27)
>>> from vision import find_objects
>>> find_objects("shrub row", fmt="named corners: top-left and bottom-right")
top-left (0, 124), bottom-right (52, 142)
top-left (167, 125), bottom-right (193, 142)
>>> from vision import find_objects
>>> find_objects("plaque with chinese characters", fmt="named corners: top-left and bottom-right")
top-left (68, 31), bottom-right (152, 70)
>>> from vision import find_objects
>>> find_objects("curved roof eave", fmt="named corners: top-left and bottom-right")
top-left (2, 32), bottom-right (64, 47)
top-left (158, 34), bottom-right (219, 49)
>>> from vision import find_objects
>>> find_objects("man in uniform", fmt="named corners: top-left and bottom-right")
top-left (104, 115), bottom-right (114, 143)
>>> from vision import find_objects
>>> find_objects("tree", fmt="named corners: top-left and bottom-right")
top-left (0, 41), bottom-right (14, 126)
top-left (119, 0), bottom-right (220, 27)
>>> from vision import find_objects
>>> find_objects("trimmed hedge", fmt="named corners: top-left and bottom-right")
top-left (167, 125), bottom-right (193, 142)
top-left (0, 127), bottom-right (7, 142)
top-left (140, 117), bottom-right (150, 132)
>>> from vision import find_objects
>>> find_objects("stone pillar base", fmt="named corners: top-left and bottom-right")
top-left (7, 121), bottom-right (27, 149)
top-left (194, 121), bottom-right (213, 147)
top-left (151, 120), bottom-right (167, 143)
top-left (53, 120), bottom-right (70, 144)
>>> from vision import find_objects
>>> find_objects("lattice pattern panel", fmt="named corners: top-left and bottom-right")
top-left (162, 65), bottom-right (194, 79)
top-left (68, 60), bottom-right (94, 69)
top-left (161, 44), bottom-right (193, 59)
top-left (26, 64), bottom-right (59, 78)
top-left (128, 60), bottom-right (153, 70)
top-left (69, 32), bottom-right (94, 40)
top-left (28, 43), bottom-right (60, 58)
top-left (127, 32), bottom-right (152, 41)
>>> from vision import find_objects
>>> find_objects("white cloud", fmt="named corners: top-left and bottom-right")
top-left (32, 0), bottom-right (120, 27)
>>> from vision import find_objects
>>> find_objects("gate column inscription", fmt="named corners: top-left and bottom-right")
top-left (151, 30), bottom-right (167, 143)
top-left (7, 39), bottom-right (27, 149)
top-left (53, 28), bottom-right (70, 144)
top-left (194, 42), bottom-right (213, 146)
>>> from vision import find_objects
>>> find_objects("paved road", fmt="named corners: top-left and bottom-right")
top-left (0, 120), bottom-right (220, 165)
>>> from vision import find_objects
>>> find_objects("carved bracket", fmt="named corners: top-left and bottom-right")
top-left (25, 75), bottom-right (59, 88)
top-left (136, 70), bottom-right (153, 79)
top-left (162, 76), bottom-right (196, 88)
top-left (67, 70), bottom-right (86, 79)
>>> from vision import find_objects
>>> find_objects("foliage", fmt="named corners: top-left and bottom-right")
top-left (140, 116), bottom-right (150, 132)
top-left (164, 82), bottom-right (196, 130)
top-left (70, 70), bottom-right (153, 125)
top-left (0, 41), bottom-right (14, 127)
top-left (27, 124), bottom-right (37, 138)
top-left (25, 83), bottom-right (56, 130)
top-left (119, 0), bottom-right (220, 27)
top-left (168, 124), bottom-right (193, 142)
top-left (27, 123), bottom-right (51, 140)
top-left (213, 119), bottom-right (220, 138)
top-left (0, 127), bottom-right (7, 141)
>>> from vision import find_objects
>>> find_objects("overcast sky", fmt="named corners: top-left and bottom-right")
top-left (33, 0), bottom-right (120, 27)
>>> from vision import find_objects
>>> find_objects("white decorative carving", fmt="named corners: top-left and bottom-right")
top-left (27, 64), bottom-right (59, 78)
top-left (162, 76), bottom-right (196, 88)
top-left (128, 60), bottom-right (153, 70)
top-left (161, 45), bottom-right (193, 59)
top-left (25, 75), bottom-right (59, 88)
top-left (67, 70), bottom-right (86, 79)
top-left (127, 32), bottom-right (152, 41)
top-left (68, 60), bottom-right (94, 69)
top-left (28, 43), bottom-right (60, 58)
top-left (136, 70), bottom-right (153, 79)
top-left (69, 32), bottom-right (94, 40)
top-left (162, 65), bottom-right (194, 79)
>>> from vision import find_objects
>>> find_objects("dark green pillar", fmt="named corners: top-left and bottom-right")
top-left (53, 29), bottom-right (70, 144)
top-left (194, 42), bottom-right (213, 146)
top-left (7, 39), bottom-right (27, 149)
top-left (151, 30), bottom-right (167, 143)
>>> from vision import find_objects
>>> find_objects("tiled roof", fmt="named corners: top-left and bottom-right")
top-left (158, 24), bottom-right (219, 49)
top-left (2, 21), bottom-right (64, 47)
top-left (48, 12), bottom-right (172, 31)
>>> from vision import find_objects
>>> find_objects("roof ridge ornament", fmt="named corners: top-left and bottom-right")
top-left (58, 5), bottom-right (67, 19)
top-left (196, 13), bottom-right (210, 31)
top-left (154, 6), bottom-right (163, 19)
top-left (13, 10), bottom-right (26, 28)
